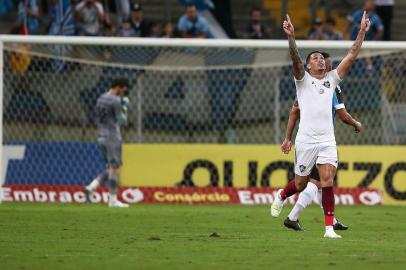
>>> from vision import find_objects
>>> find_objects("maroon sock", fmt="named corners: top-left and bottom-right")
top-left (322, 186), bottom-right (335, 226)
top-left (280, 180), bottom-right (298, 200)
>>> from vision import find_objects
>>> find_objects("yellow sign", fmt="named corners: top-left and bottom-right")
top-left (121, 144), bottom-right (406, 205)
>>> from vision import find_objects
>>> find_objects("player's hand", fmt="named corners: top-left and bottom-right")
top-left (354, 121), bottom-right (363, 133)
top-left (281, 138), bottom-right (292, 154)
top-left (283, 14), bottom-right (295, 36)
top-left (122, 97), bottom-right (130, 112)
top-left (360, 11), bottom-right (371, 33)
top-left (122, 97), bottom-right (130, 106)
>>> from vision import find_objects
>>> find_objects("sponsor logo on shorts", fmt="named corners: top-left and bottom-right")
top-left (299, 165), bottom-right (306, 173)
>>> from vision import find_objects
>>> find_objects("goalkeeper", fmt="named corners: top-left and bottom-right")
top-left (85, 78), bottom-right (130, 208)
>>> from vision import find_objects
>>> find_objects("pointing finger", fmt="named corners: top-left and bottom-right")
top-left (286, 14), bottom-right (291, 23)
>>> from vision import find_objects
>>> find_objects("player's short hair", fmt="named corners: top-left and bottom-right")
top-left (251, 7), bottom-right (262, 14)
top-left (186, 3), bottom-right (196, 9)
top-left (306, 50), bottom-right (324, 64)
top-left (325, 17), bottom-right (336, 26)
top-left (321, 52), bottom-right (330, 59)
top-left (111, 78), bottom-right (129, 89)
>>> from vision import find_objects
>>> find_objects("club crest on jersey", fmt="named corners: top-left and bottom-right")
top-left (323, 81), bottom-right (331, 88)
top-left (299, 165), bottom-right (306, 173)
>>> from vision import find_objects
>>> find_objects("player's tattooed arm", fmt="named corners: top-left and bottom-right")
top-left (283, 14), bottom-right (304, 80)
top-left (337, 11), bottom-right (371, 78)
top-left (288, 36), bottom-right (305, 80)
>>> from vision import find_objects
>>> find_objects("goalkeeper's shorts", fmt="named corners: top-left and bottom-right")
top-left (98, 138), bottom-right (122, 169)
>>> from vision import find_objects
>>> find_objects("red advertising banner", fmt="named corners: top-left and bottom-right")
top-left (1, 185), bottom-right (383, 205)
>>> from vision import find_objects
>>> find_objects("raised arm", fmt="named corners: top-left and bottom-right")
top-left (283, 15), bottom-right (304, 80)
top-left (337, 11), bottom-right (371, 79)
top-left (336, 108), bottom-right (362, 133)
top-left (281, 102), bottom-right (300, 154)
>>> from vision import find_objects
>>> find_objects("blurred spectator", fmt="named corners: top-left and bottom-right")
top-left (115, 0), bottom-right (130, 25)
top-left (309, 0), bottom-right (331, 22)
top-left (307, 18), bottom-right (327, 40)
top-left (130, 2), bottom-right (149, 37)
top-left (10, 45), bottom-right (32, 74)
top-left (244, 8), bottom-right (271, 39)
top-left (102, 20), bottom-right (116, 36)
top-left (375, 0), bottom-right (394, 40)
top-left (75, 0), bottom-right (104, 36)
top-left (347, 0), bottom-right (383, 40)
top-left (149, 22), bottom-right (162, 38)
top-left (323, 18), bottom-right (343, 40)
top-left (177, 4), bottom-right (209, 38)
top-left (17, 0), bottom-right (40, 34)
top-left (117, 18), bottom-right (135, 37)
top-left (8, 27), bottom-right (32, 74)
top-left (47, 0), bottom-right (74, 36)
top-left (46, 0), bottom-right (75, 73)
top-left (0, 0), bottom-right (13, 16)
top-left (162, 22), bottom-right (175, 38)
top-left (180, 0), bottom-right (213, 10)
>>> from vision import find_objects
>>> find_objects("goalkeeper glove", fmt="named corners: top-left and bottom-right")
top-left (121, 97), bottom-right (130, 112)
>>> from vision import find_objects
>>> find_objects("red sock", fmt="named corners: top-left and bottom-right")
top-left (280, 180), bottom-right (298, 200)
top-left (322, 186), bottom-right (335, 226)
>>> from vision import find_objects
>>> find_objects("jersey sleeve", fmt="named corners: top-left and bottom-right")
top-left (329, 69), bottom-right (342, 87)
top-left (75, 1), bottom-right (87, 12)
top-left (294, 71), bottom-right (308, 97)
top-left (177, 16), bottom-right (187, 32)
top-left (96, 2), bottom-right (104, 15)
top-left (372, 14), bottom-right (384, 32)
top-left (333, 86), bottom-right (345, 110)
top-left (198, 17), bottom-right (210, 34)
top-left (30, 0), bottom-right (39, 13)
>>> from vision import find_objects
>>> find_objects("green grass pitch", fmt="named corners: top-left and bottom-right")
top-left (1, 203), bottom-right (405, 270)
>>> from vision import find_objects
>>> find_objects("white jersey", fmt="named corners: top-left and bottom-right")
top-left (295, 69), bottom-right (342, 144)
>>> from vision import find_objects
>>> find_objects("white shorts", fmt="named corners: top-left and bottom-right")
top-left (294, 141), bottom-right (338, 176)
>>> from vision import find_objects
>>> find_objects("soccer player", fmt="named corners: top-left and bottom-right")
top-left (85, 78), bottom-right (130, 208)
top-left (282, 53), bottom-right (362, 231)
top-left (271, 12), bottom-right (370, 238)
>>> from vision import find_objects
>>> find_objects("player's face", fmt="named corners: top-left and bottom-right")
top-left (307, 53), bottom-right (325, 72)
top-left (131, 10), bottom-right (143, 21)
top-left (119, 86), bottom-right (128, 95)
top-left (252, 11), bottom-right (261, 23)
top-left (364, 0), bottom-right (375, 11)
top-left (186, 6), bottom-right (197, 20)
